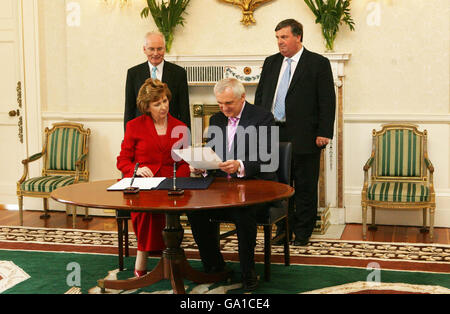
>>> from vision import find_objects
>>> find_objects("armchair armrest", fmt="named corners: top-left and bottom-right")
top-left (424, 155), bottom-right (434, 191)
top-left (19, 152), bottom-right (44, 184)
top-left (424, 155), bottom-right (434, 173)
top-left (74, 153), bottom-right (88, 183)
top-left (22, 152), bottom-right (43, 165)
top-left (363, 155), bottom-right (374, 172)
top-left (362, 155), bottom-right (375, 190)
top-left (75, 153), bottom-right (88, 170)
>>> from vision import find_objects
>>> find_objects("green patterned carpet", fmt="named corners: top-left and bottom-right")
top-left (1, 249), bottom-right (449, 294)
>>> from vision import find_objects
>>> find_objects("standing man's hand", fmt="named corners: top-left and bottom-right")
top-left (316, 136), bottom-right (330, 148)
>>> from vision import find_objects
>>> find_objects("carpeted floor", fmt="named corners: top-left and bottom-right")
top-left (1, 249), bottom-right (449, 294)
top-left (0, 225), bottom-right (449, 294)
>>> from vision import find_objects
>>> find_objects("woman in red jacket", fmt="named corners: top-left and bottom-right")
top-left (117, 78), bottom-right (190, 277)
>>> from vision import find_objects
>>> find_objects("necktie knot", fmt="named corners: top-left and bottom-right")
top-left (229, 117), bottom-right (239, 126)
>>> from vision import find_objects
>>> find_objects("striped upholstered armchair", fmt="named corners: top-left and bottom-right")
top-left (361, 124), bottom-right (436, 240)
top-left (17, 122), bottom-right (91, 227)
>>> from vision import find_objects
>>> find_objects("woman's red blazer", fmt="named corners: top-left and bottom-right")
top-left (117, 114), bottom-right (190, 178)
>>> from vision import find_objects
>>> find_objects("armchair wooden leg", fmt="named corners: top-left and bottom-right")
top-left (362, 204), bottom-right (367, 240)
top-left (368, 206), bottom-right (378, 231)
top-left (429, 208), bottom-right (435, 241)
top-left (40, 198), bottom-right (50, 219)
top-left (72, 205), bottom-right (77, 228)
top-left (18, 196), bottom-right (23, 226)
top-left (420, 208), bottom-right (429, 233)
top-left (82, 207), bottom-right (92, 221)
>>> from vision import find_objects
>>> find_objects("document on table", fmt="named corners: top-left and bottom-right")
top-left (172, 147), bottom-right (223, 170)
top-left (107, 177), bottom-right (166, 191)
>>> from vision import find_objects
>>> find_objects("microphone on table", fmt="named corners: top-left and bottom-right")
top-left (124, 163), bottom-right (140, 194)
top-left (168, 162), bottom-right (184, 196)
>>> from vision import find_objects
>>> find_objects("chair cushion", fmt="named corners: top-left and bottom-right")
top-left (46, 128), bottom-right (85, 171)
top-left (20, 176), bottom-right (84, 193)
top-left (368, 181), bottom-right (429, 202)
top-left (376, 129), bottom-right (422, 177)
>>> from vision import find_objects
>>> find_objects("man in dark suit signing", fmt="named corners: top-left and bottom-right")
top-left (188, 78), bottom-right (277, 291)
top-left (255, 19), bottom-right (336, 246)
top-left (124, 32), bottom-right (190, 130)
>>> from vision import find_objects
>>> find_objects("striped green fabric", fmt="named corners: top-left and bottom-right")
top-left (21, 176), bottom-right (85, 193)
top-left (368, 182), bottom-right (429, 202)
top-left (376, 129), bottom-right (422, 177)
top-left (45, 128), bottom-right (84, 171)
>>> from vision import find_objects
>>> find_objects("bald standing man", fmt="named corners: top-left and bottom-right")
top-left (124, 32), bottom-right (190, 130)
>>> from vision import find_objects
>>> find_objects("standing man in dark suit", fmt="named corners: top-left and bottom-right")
top-left (255, 19), bottom-right (336, 246)
top-left (188, 78), bottom-right (277, 291)
top-left (124, 32), bottom-right (190, 130)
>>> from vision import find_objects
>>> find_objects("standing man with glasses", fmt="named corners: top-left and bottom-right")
top-left (255, 19), bottom-right (336, 246)
top-left (124, 31), bottom-right (190, 130)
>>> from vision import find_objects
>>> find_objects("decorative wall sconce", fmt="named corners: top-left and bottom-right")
top-left (219, 0), bottom-right (275, 26)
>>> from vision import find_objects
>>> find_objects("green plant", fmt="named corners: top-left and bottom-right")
top-left (304, 0), bottom-right (355, 51)
top-left (141, 0), bottom-right (191, 53)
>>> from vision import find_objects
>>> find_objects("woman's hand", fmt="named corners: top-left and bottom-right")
top-left (136, 166), bottom-right (154, 177)
top-left (189, 166), bottom-right (206, 175)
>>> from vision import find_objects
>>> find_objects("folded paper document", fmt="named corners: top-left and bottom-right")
top-left (107, 177), bottom-right (166, 191)
top-left (172, 147), bottom-right (222, 170)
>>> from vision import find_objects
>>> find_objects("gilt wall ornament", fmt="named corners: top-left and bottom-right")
top-left (219, 0), bottom-right (274, 26)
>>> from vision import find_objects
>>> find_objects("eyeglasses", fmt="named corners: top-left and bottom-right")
top-left (145, 47), bottom-right (165, 53)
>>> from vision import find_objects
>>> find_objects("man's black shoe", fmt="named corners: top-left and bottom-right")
top-left (293, 237), bottom-right (310, 246)
top-left (272, 231), bottom-right (293, 246)
top-left (272, 237), bottom-right (289, 246)
top-left (242, 270), bottom-right (258, 292)
top-left (204, 262), bottom-right (227, 274)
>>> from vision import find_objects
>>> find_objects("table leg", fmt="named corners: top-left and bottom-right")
top-left (98, 258), bottom-right (164, 291)
top-left (98, 213), bottom-right (230, 293)
top-left (163, 214), bottom-right (230, 291)
top-left (169, 259), bottom-right (186, 294)
top-left (181, 258), bottom-right (230, 284)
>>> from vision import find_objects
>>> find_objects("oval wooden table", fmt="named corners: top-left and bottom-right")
top-left (51, 177), bottom-right (294, 294)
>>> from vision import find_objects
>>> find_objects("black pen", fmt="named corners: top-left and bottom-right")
top-left (130, 163), bottom-right (139, 187)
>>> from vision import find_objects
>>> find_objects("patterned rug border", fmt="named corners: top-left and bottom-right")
top-left (1, 226), bottom-right (449, 270)
top-left (1, 225), bottom-right (449, 248)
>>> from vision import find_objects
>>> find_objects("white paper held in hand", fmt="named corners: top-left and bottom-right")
top-left (172, 147), bottom-right (222, 170)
